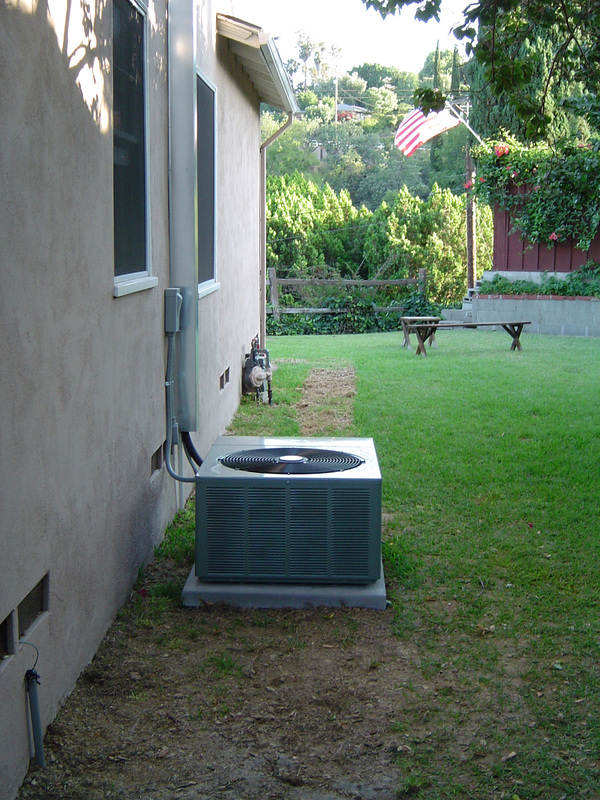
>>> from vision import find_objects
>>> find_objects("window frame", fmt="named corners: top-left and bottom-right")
top-left (112, 0), bottom-right (157, 298)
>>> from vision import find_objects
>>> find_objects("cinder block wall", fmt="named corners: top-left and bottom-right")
top-left (472, 296), bottom-right (600, 337)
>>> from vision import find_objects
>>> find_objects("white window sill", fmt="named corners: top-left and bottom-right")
top-left (113, 274), bottom-right (159, 297)
top-left (198, 280), bottom-right (220, 299)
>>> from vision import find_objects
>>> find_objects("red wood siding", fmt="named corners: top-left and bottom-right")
top-left (493, 204), bottom-right (600, 273)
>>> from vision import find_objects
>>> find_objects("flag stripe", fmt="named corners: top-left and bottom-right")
top-left (395, 108), bottom-right (461, 156)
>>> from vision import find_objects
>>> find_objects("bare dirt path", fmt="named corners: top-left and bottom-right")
top-left (18, 367), bottom-right (413, 800)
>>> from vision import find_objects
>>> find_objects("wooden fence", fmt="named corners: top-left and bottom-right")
top-left (267, 267), bottom-right (427, 320)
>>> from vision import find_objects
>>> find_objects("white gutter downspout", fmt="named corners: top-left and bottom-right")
top-left (259, 111), bottom-right (295, 348)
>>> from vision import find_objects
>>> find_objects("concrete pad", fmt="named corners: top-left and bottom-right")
top-left (182, 561), bottom-right (387, 611)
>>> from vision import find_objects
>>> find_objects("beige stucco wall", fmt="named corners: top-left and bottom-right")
top-left (0, 0), bottom-right (264, 796)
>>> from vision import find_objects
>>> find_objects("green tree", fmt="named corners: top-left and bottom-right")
top-left (261, 113), bottom-right (320, 177)
top-left (362, 0), bottom-right (600, 137)
top-left (292, 32), bottom-right (341, 90)
top-left (351, 62), bottom-right (418, 108)
top-left (266, 172), bottom-right (371, 278)
top-left (469, 31), bottom-right (589, 142)
top-left (418, 46), bottom-right (455, 93)
top-left (362, 184), bottom-right (492, 304)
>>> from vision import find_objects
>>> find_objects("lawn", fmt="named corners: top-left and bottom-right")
top-left (231, 329), bottom-right (600, 796)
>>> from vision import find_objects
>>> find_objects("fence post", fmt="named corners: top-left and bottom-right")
top-left (268, 267), bottom-right (281, 321)
top-left (418, 268), bottom-right (427, 295)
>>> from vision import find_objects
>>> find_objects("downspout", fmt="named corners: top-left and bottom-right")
top-left (259, 111), bottom-right (295, 349)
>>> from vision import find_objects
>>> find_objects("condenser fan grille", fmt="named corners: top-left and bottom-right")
top-left (218, 447), bottom-right (365, 474)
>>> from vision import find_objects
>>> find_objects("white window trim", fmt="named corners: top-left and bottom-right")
top-left (197, 279), bottom-right (220, 299)
top-left (196, 68), bottom-right (218, 293)
top-left (114, 273), bottom-right (159, 297)
top-left (113, 0), bottom-right (154, 297)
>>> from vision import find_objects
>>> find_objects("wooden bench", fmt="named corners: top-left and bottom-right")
top-left (401, 319), bottom-right (531, 356)
top-left (401, 316), bottom-right (441, 349)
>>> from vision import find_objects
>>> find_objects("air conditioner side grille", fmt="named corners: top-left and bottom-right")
top-left (198, 482), bottom-right (380, 584)
top-left (332, 489), bottom-right (371, 576)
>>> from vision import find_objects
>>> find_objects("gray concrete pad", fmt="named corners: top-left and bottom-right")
top-left (182, 561), bottom-right (387, 610)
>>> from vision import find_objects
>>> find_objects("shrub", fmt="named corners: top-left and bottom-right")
top-left (478, 261), bottom-right (600, 298)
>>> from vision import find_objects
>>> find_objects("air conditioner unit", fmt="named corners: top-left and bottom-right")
top-left (194, 436), bottom-right (381, 585)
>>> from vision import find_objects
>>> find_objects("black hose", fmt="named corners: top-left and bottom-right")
top-left (181, 431), bottom-right (203, 468)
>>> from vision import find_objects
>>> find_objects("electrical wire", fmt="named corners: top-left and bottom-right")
top-left (21, 641), bottom-right (40, 670)
top-left (181, 431), bottom-right (203, 468)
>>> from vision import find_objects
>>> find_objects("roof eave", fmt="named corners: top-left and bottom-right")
top-left (216, 14), bottom-right (299, 115)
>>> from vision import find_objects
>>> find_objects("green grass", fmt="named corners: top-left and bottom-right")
top-left (155, 503), bottom-right (195, 564)
top-left (227, 329), bottom-right (600, 798)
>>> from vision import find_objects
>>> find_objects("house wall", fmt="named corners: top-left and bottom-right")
top-left (0, 0), bottom-right (263, 796)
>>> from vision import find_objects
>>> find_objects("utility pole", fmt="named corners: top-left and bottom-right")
top-left (449, 49), bottom-right (477, 291)
top-left (466, 143), bottom-right (476, 289)
top-left (334, 75), bottom-right (338, 124)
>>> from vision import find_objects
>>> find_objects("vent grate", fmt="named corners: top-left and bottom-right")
top-left (218, 447), bottom-right (364, 474)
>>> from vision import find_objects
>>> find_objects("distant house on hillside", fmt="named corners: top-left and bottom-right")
top-left (337, 102), bottom-right (370, 121)
top-left (0, 1), bottom-right (296, 797)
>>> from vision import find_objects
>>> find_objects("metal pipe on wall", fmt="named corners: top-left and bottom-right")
top-left (26, 670), bottom-right (46, 767)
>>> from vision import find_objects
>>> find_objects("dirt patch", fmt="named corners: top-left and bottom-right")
top-left (296, 367), bottom-right (357, 436)
top-left (22, 588), bottom-right (416, 800)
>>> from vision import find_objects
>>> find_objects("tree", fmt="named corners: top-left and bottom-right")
top-left (266, 172), bottom-right (372, 279)
top-left (468, 33), bottom-right (589, 142)
top-left (261, 113), bottom-right (321, 177)
top-left (362, 0), bottom-right (600, 137)
top-left (291, 32), bottom-right (340, 90)
top-left (418, 45), bottom-right (455, 93)
top-left (351, 63), bottom-right (418, 108)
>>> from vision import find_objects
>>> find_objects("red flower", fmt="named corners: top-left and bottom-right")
top-left (464, 180), bottom-right (473, 190)
top-left (495, 144), bottom-right (510, 157)
top-left (549, 232), bottom-right (559, 241)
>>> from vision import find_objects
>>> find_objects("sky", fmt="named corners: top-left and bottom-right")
top-left (232, 0), bottom-right (469, 76)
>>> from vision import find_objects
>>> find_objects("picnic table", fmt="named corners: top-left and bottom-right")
top-left (401, 318), bottom-right (531, 356)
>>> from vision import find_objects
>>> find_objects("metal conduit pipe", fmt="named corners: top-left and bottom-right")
top-left (165, 332), bottom-right (196, 484)
top-left (22, 642), bottom-right (45, 767)
top-left (26, 669), bottom-right (46, 767)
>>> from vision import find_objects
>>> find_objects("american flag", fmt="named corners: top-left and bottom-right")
top-left (394, 108), bottom-right (461, 156)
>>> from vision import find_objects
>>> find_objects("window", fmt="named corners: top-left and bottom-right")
top-left (18, 575), bottom-right (48, 638)
top-left (1, 612), bottom-right (14, 660)
top-left (113, 0), bottom-right (150, 286)
top-left (196, 73), bottom-right (216, 288)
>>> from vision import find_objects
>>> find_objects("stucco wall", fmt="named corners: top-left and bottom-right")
top-left (0, 0), bottom-right (264, 796)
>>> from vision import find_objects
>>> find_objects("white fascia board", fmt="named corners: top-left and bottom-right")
top-left (216, 14), bottom-right (299, 114)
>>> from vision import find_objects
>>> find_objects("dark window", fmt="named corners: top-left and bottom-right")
top-left (18, 576), bottom-right (48, 638)
top-left (196, 75), bottom-right (216, 285)
top-left (1, 612), bottom-right (13, 658)
top-left (113, 0), bottom-right (147, 277)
